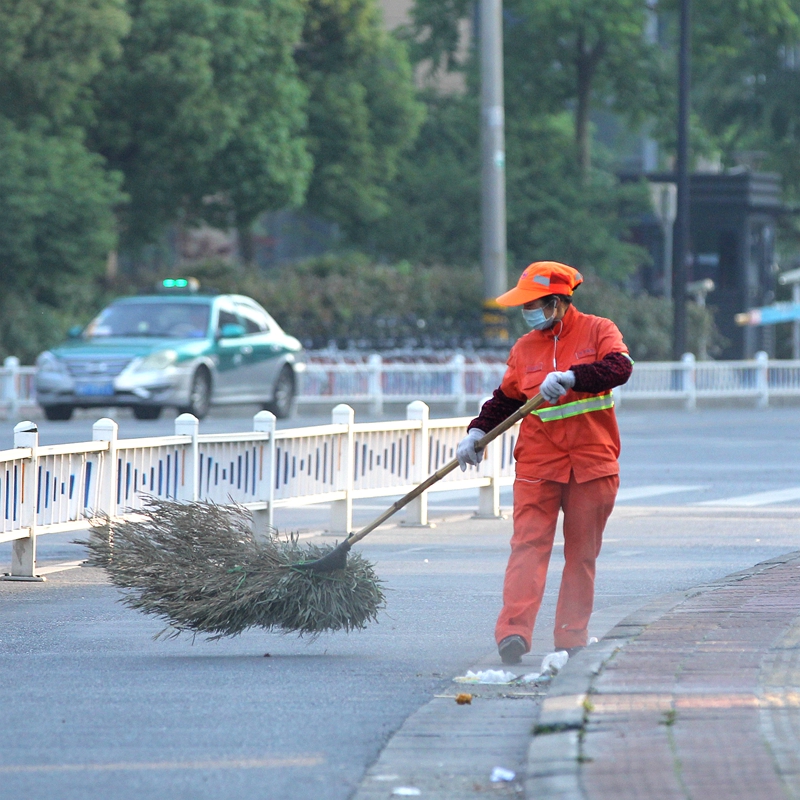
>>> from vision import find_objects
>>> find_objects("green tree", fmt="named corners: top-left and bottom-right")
top-left (503, 0), bottom-right (663, 178)
top-left (360, 94), bottom-right (649, 281)
top-left (665, 0), bottom-right (800, 194)
top-left (296, 0), bottom-right (425, 238)
top-left (0, 1), bottom-right (129, 360)
top-left (0, 121), bottom-right (124, 361)
top-left (409, 0), bottom-right (663, 178)
top-left (0, 0), bottom-right (129, 128)
top-left (89, 0), bottom-right (310, 251)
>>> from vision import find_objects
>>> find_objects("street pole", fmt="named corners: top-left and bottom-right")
top-left (672, 0), bottom-right (691, 359)
top-left (480, 0), bottom-right (508, 342)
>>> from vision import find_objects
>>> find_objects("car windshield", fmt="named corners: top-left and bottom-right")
top-left (86, 302), bottom-right (212, 339)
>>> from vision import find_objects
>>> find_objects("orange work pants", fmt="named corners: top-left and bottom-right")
top-left (495, 472), bottom-right (619, 651)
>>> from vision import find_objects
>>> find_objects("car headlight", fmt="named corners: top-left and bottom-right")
top-left (133, 350), bottom-right (178, 372)
top-left (36, 351), bottom-right (68, 375)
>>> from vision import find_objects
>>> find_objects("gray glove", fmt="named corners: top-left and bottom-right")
top-left (456, 428), bottom-right (486, 471)
top-left (540, 370), bottom-right (575, 403)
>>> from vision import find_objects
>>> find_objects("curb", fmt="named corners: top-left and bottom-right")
top-left (524, 550), bottom-right (800, 800)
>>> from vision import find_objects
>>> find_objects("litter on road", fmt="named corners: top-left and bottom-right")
top-left (490, 767), bottom-right (516, 782)
top-left (540, 650), bottom-right (569, 675)
top-left (452, 649), bottom-right (573, 685)
top-left (454, 669), bottom-right (519, 684)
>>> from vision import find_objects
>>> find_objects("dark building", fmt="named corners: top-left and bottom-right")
top-left (630, 171), bottom-right (783, 359)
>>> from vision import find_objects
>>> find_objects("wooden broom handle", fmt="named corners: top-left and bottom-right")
top-left (346, 393), bottom-right (545, 546)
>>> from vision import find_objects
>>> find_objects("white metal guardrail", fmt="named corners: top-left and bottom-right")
top-left (300, 354), bottom-right (507, 414)
top-left (0, 357), bottom-right (37, 418)
top-left (4, 351), bottom-right (800, 417)
top-left (304, 351), bottom-right (800, 411)
top-left (0, 402), bottom-right (517, 580)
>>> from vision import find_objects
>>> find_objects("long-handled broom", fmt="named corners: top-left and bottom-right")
top-left (294, 391), bottom-right (546, 573)
top-left (80, 393), bottom-right (544, 639)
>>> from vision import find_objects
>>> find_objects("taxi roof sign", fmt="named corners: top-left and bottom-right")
top-left (158, 277), bottom-right (200, 293)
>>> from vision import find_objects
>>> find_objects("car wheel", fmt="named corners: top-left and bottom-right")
top-left (132, 405), bottom-right (162, 420)
top-left (179, 369), bottom-right (212, 419)
top-left (42, 405), bottom-right (74, 421)
top-left (264, 366), bottom-right (295, 419)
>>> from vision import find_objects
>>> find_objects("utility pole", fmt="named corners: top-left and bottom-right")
top-left (672, 0), bottom-right (691, 359)
top-left (480, 0), bottom-right (508, 342)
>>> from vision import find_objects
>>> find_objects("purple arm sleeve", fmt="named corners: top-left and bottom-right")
top-left (467, 388), bottom-right (525, 433)
top-left (570, 352), bottom-right (633, 394)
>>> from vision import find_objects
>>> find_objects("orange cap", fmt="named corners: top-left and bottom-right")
top-left (495, 261), bottom-right (583, 307)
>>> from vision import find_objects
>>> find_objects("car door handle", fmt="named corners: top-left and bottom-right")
top-left (240, 345), bottom-right (253, 355)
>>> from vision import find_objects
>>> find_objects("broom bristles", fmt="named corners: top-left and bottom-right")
top-left (78, 498), bottom-right (385, 639)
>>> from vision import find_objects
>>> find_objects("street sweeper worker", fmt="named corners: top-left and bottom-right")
top-left (456, 261), bottom-right (632, 665)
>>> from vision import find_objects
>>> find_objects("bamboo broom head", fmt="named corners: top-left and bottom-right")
top-left (78, 498), bottom-right (385, 639)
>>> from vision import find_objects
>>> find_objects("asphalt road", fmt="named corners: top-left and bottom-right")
top-left (1, 404), bottom-right (799, 799)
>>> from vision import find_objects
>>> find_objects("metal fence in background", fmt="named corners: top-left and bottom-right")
top-left (0, 403), bottom-right (515, 580)
top-left (301, 351), bottom-right (800, 412)
top-left (3, 351), bottom-right (800, 419)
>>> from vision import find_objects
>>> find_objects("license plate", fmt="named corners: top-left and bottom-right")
top-left (75, 381), bottom-right (114, 397)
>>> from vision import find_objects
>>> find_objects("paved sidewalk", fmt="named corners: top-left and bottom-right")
top-left (528, 551), bottom-right (800, 800)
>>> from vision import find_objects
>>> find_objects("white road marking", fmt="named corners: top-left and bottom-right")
top-left (280, 486), bottom-right (708, 512)
top-left (616, 485), bottom-right (706, 502)
top-left (696, 487), bottom-right (800, 507)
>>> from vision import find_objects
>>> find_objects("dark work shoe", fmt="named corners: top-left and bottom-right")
top-left (498, 635), bottom-right (527, 665)
top-left (565, 646), bottom-right (585, 658)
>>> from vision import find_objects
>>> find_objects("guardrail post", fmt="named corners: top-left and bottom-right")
top-left (252, 410), bottom-right (276, 541)
top-left (403, 401), bottom-right (431, 526)
top-left (477, 440), bottom-right (502, 519)
top-left (2, 356), bottom-right (20, 420)
top-left (755, 350), bottom-right (769, 409)
top-left (330, 404), bottom-right (354, 535)
top-left (174, 413), bottom-right (199, 501)
top-left (4, 421), bottom-right (43, 581)
top-left (368, 354), bottom-right (383, 415)
top-left (93, 418), bottom-right (118, 520)
top-left (681, 352), bottom-right (696, 410)
top-left (453, 354), bottom-right (466, 415)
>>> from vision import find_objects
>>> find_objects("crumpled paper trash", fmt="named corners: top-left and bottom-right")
top-left (490, 766), bottom-right (516, 782)
top-left (454, 669), bottom-right (518, 684)
top-left (454, 669), bottom-right (550, 685)
top-left (540, 650), bottom-right (569, 676)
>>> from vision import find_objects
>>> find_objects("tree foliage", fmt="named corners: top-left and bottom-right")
top-left (89, 0), bottom-right (311, 250)
top-left (0, 1), bottom-right (128, 361)
top-left (0, 0), bottom-right (129, 127)
top-left (668, 0), bottom-right (800, 195)
top-left (408, 0), bottom-right (664, 176)
top-left (359, 96), bottom-right (650, 280)
top-left (0, 121), bottom-right (123, 361)
top-left (296, 0), bottom-right (424, 238)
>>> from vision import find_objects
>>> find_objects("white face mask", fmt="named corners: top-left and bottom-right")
top-left (522, 300), bottom-right (557, 330)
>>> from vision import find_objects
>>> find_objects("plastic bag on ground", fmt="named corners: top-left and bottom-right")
top-left (540, 650), bottom-right (569, 676)
top-left (453, 669), bottom-right (518, 684)
top-left (490, 766), bottom-right (516, 782)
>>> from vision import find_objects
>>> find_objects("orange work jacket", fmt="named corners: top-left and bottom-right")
top-left (500, 305), bottom-right (629, 484)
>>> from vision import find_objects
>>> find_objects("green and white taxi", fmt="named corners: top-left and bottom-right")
top-left (35, 281), bottom-right (305, 421)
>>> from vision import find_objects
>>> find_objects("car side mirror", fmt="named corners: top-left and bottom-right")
top-left (219, 323), bottom-right (246, 339)
top-left (67, 325), bottom-right (84, 339)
